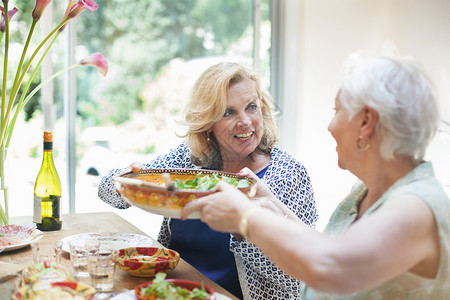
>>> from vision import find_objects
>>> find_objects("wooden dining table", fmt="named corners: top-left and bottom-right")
top-left (0, 212), bottom-right (239, 299)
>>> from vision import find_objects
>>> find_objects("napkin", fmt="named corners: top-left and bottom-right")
top-left (0, 261), bottom-right (23, 282)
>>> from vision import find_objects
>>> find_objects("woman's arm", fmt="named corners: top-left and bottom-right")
top-left (249, 193), bottom-right (439, 293)
top-left (97, 166), bottom-right (130, 209)
top-left (182, 184), bottom-right (440, 294)
top-left (98, 143), bottom-right (195, 209)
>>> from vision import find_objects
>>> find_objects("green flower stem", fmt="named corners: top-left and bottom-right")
top-left (5, 32), bottom-right (70, 149)
top-left (6, 62), bottom-right (83, 149)
top-left (21, 63), bottom-right (82, 112)
top-left (1, 1), bottom-right (10, 126)
top-left (12, 19), bottom-right (38, 97)
top-left (0, 17), bottom-right (69, 147)
top-left (14, 17), bottom-right (68, 91)
top-left (0, 198), bottom-right (7, 225)
top-left (0, 148), bottom-right (8, 225)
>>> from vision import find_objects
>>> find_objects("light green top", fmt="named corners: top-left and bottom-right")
top-left (303, 162), bottom-right (450, 299)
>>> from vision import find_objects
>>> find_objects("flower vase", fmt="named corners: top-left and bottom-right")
top-left (0, 148), bottom-right (9, 225)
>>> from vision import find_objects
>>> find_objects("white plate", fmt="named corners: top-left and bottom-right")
top-left (1, 229), bottom-right (43, 252)
top-left (60, 232), bottom-right (155, 253)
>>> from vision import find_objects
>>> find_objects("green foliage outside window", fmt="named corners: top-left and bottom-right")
top-left (76, 0), bottom-right (265, 127)
top-left (3, 0), bottom-right (269, 129)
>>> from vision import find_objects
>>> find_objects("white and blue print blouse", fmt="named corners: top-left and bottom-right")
top-left (98, 142), bottom-right (318, 300)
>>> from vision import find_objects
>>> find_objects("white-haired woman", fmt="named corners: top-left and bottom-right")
top-left (182, 55), bottom-right (450, 298)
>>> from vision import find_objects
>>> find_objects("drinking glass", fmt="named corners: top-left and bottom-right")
top-left (69, 239), bottom-right (100, 278)
top-left (87, 248), bottom-right (118, 291)
top-left (31, 241), bottom-right (62, 265)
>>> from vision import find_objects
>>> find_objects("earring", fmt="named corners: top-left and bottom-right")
top-left (206, 132), bottom-right (211, 142)
top-left (357, 136), bottom-right (371, 151)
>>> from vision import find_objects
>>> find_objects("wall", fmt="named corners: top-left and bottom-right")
top-left (282, 0), bottom-right (450, 230)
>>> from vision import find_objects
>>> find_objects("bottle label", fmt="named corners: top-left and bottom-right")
top-left (33, 195), bottom-right (61, 223)
top-left (33, 195), bottom-right (42, 223)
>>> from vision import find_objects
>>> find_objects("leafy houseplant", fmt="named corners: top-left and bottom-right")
top-left (0, 0), bottom-right (108, 225)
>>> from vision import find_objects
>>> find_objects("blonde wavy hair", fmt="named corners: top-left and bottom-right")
top-left (179, 62), bottom-right (279, 169)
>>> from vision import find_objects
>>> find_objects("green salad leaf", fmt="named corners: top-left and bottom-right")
top-left (139, 272), bottom-right (210, 299)
top-left (173, 173), bottom-right (250, 191)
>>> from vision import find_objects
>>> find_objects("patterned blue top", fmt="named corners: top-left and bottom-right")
top-left (303, 162), bottom-right (450, 299)
top-left (98, 142), bottom-right (318, 300)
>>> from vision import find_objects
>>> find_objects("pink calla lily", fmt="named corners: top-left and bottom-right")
top-left (63, 0), bottom-right (77, 18)
top-left (32, 0), bottom-right (52, 21)
top-left (0, 6), bottom-right (18, 32)
top-left (80, 52), bottom-right (108, 77)
top-left (67, 0), bottom-right (98, 19)
top-left (58, 0), bottom-right (76, 32)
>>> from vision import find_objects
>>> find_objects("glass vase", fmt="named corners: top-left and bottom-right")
top-left (0, 148), bottom-right (9, 225)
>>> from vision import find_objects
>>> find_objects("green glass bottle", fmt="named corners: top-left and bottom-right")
top-left (33, 131), bottom-right (62, 231)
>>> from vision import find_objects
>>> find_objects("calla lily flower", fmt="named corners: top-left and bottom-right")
top-left (63, 0), bottom-right (77, 18)
top-left (58, 0), bottom-right (76, 32)
top-left (0, 0), bottom-right (104, 225)
top-left (0, 6), bottom-right (17, 32)
top-left (67, 0), bottom-right (98, 19)
top-left (80, 52), bottom-right (108, 77)
top-left (32, 0), bottom-right (52, 21)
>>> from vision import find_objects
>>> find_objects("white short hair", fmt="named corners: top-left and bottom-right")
top-left (339, 54), bottom-right (440, 162)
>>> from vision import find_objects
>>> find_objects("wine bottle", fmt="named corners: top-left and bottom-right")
top-left (33, 131), bottom-right (62, 231)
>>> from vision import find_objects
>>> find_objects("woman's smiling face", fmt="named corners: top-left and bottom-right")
top-left (210, 78), bottom-right (264, 162)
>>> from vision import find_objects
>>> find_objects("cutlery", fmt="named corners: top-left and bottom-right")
top-left (162, 172), bottom-right (176, 191)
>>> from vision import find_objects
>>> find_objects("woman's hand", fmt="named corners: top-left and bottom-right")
top-left (115, 162), bottom-right (144, 199)
top-left (238, 167), bottom-right (296, 219)
top-left (181, 181), bottom-right (255, 233)
top-left (125, 161), bottom-right (144, 174)
top-left (237, 167), bottom-right (275, 200)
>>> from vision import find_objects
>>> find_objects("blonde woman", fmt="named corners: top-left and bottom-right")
top-left (99, 62), bottom-right (318, 299)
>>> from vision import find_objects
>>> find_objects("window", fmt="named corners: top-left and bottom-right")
top-left (8, 1), bottom-right (270, 220)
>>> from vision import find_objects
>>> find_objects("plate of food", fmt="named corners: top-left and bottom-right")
top-left (113, 168), bottom-right (255, 219)
top-left (0, 224), bottom-right (43, 252)
top-left (135, 272), bottom-right (215, 300)
top-left (12, 280), bottom-right (96, 300)
top-left (60, 232), bottom-right (155, 253)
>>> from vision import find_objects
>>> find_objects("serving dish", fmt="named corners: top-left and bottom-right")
top-left (113, 168), bottom-right (255, 219)
top-left (22, 262), bottom-right (71, 284)
top-left (12, 280), bottom-right (96, 300)
top-left (117, 247), bottom-right (180, 277)
top-left (135, 273), bottom-right (215, 300)
top-left (60, 232), bottom-right (155, 253)
top-left (109, 290), bottom-right (232, 300)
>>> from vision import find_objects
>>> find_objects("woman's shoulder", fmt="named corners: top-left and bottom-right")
top-left (147, 142), bottom-right (194, 168)
top-left (389, 162), bottom-right (449, 207)
top-left (269, 146), bottom-right (308, 172)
